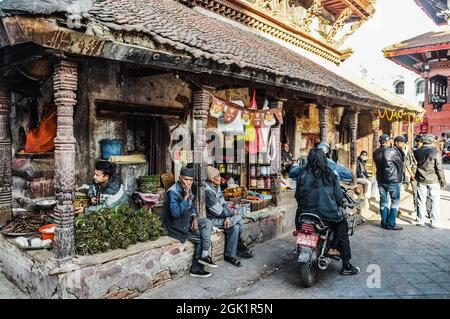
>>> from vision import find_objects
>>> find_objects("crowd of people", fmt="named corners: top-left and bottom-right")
top-left (76, 132), bottom-right (447, 279)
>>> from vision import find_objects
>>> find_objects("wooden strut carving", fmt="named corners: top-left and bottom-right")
top-left (193, 88), bottom-right (212, 219)
top-left (326, 7), bottom-right (353, 43)
top-left (0, 81), bottom-right (12, 227)
top-left (53, 60), bottom-right (78, 262)
top-left (269, 100), bottom-right (283, 207)
top-left (301, 0), bottom-right (323, 34)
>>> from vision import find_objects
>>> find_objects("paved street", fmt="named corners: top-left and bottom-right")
top-left (2, 166), bottom-right (450, 299)
top-left (141, 165), bottom-right (450, 299)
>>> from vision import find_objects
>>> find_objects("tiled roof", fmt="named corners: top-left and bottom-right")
top-left (85, 0), bottom-right (389, 105)
top-left (0, 0), bottom-right (420, 111)
top-left (384, 28), bottom-right (450, 54)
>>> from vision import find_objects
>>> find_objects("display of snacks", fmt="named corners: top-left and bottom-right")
top-left (74, 193), bottom-right (90, 208)
top-left (138, 175), bottom-right (160, 193)
top-left (223, 187), bottom-right (245, 198)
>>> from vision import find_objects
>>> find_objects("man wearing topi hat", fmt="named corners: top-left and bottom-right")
top-left (162, 166), bottom-right (216, 278)
top-left (205, 166), bottom-right (254, 267)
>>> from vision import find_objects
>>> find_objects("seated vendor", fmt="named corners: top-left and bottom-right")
top-left (75, 161), bottom-right (129, 214)
top-left (205, 166), bottom-right (253, 267)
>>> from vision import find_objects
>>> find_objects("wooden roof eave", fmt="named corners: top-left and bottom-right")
top-left (0, 15), bottom-right (416, 113)
top-left (384, 42), bottom-right (450, 58)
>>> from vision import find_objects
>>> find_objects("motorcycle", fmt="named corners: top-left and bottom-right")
top-left (293, 186), bottom-right (359, 288)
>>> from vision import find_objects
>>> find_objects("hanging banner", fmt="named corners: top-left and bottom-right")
top-left (210, 97), bottom-right (225, 118)
top-left (241, 110), bottom-right (251, 126)
top-left (252, 112), bottom-right (263, 127)
top-left (224, 104), bottom-right (239, 123)
top-left (263, 110), bottom-right (276, 126)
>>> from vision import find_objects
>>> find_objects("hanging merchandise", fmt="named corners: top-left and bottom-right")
top-left (247, 90), bottom-right (265, 154)
top-left (245, 119), bottom-right (257, 142)
top-left (260, 99), bottom-right (272, 153)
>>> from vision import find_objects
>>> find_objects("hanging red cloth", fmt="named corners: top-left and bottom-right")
top-left (24, 111), bottom-right (57, 153)
top-left (247, 90), bottom-right (265, 154)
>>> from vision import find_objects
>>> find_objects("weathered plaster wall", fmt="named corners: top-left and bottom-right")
top-left (83, 60), bottom-right (192, 183)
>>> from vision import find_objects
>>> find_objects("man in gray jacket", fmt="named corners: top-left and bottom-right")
top-left (205, 166), bottom-right (253, 267)
top-left (414, 134), bottom-right (446, 228)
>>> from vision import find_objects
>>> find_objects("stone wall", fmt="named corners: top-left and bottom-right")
top-left (0, 196), bottom-right (296, 299)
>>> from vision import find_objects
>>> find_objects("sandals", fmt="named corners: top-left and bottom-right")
top-left (224, 256), bottom-right (242, 267)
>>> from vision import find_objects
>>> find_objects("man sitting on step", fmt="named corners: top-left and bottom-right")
top-left (205, 166), bottom-right (254, 267)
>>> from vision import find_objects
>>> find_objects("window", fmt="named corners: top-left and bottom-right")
top-left (394, 81), bottom-right (405, 95)
top-left (416, 80), bottom-right (425, 94)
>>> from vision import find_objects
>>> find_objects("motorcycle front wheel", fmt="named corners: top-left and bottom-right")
top-left (299, 248), bottom-right (318, 288)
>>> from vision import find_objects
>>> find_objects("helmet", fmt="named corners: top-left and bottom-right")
top-left (316, 142), bottom-right (331, 155)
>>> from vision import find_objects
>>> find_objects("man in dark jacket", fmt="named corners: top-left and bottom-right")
top-left (162, 166), bottom-right (215, 278)
top-left (414, 135), bottom-right (446, 228)
top-left (75, 161), bottom-right (130, 214)
top-left (205, 166), bottom-right (253, 267)
top-left (373, 134), bottom-right (404, 230)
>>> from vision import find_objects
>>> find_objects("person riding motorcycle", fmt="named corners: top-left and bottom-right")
top-left (316, 142), bottom-right (353, 183)
top-left (294, 147), bottom-right (360, 275)
top-left (289, 142), bottom-right (353, 183)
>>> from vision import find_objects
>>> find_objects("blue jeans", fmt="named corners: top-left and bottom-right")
top-left (379, 182), bottom-right (401, 228)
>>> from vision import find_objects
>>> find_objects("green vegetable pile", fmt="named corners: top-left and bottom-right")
top-left (74, 204), bottom-right (166, 255)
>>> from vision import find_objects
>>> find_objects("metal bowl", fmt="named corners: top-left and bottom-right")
top-left (35, 199), bottom-right (58, 210)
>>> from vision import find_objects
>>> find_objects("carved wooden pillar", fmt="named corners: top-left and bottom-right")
top-left (0, 81), bottom-right (12, 227)
top-left (318, 106), bottom-right (329, 143)
top-left (349, 110), bottom-right (359, 182)
top-left (53, 60), bottom-right (78, 263)
top-left (193, 87), bottom-right (212, 219)
top-left (269, 99), bottom-right (283, 207)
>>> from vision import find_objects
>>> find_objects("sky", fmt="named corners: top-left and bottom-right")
top-left (340, 0), bottom-right (438, 83)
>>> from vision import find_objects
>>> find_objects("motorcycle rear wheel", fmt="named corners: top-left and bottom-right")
top-left (299, 249), bottom-right (318, 287)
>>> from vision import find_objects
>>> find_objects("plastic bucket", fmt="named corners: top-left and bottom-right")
top-left (100, 139), bottom-right (122, 160)
top-left (39, 223), bottom-right (55, 241)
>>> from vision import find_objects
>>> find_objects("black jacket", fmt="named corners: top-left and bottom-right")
top-left (356, 157), bottom-right (368, 178)
top-left (373, 145), bottom-right (404, 184)
top-left (295, 167), bottom-right (344, 222)
top-left (414, 145), bottom-right (446, 185)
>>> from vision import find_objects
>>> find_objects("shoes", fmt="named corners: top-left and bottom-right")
top-left (189, 269), bottom-right (212, 278)
top-left (340, 264), bottom-right (361, 276)
top-left (430, 223), bottom-right (442, 229)
top-left (380, 223), bottom-right (387, 229)
top-left (386, 226), bottom-right (403, 230)
top-left (224, 256), bottom-right (242, 267)
top-left (416, 222), bottom-right (426, 227)
top-left (198, 255), bottom-right (218, 268)
top-left (237, 250), bottom-right (254, 258)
